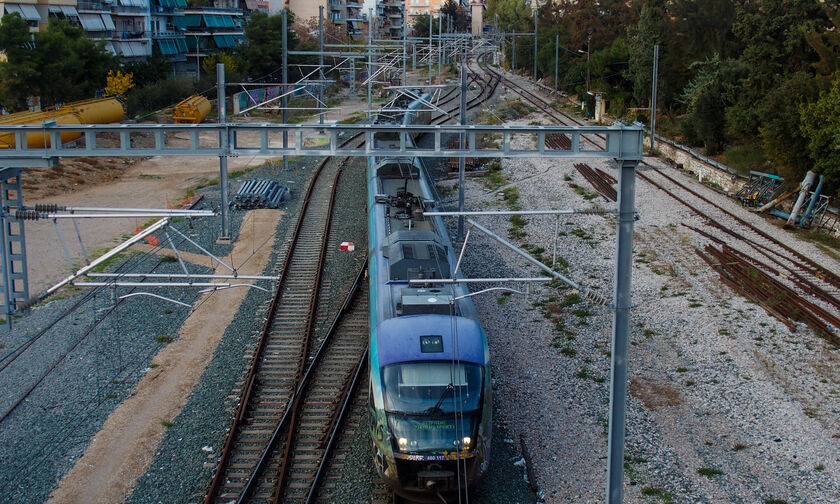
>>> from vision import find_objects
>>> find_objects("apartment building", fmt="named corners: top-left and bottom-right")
top-left (404, 0), bottom-right (442, 28)
top-left (182, 5), bottom-right (244, 73)
top-left (2, 0), bottom-right (46, 31)
top-left (375, 0), bottom-right (402, 39)
top-left (1, 0), bottom-right (252, 72)
top-left (282, 0), bottom-right (365, 37)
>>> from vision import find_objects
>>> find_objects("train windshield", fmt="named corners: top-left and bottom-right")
top-left (382, 361), bottom-right (483, 415)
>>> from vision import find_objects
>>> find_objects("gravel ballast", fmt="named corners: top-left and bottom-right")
top-left (435, 71), bottom-right (840, 503)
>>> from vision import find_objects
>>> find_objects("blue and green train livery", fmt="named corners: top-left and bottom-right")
top-left (366, 92), bottom-right (492, 502)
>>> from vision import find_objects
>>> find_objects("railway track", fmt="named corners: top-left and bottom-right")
top-left (205, 146), bottom-right (347, 503)
top-left (477, 60), bottom-right (840, 336)
top-left (203, 62), bottom-right (500, 504)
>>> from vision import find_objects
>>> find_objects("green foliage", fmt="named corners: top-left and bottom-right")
top-left (125, 77), bottom-right (197, 117)
top-left (411, 14), bottom-right (439, 38)
top-left (487, 0), bottom-right (532, 33)
top-left (800, 75), bottom-right (840, 196)
top-left (758, 72), bottom-right (825, 179)
top-left (696, 467), bottom-right (724, 478)
top-left (804, 3), bottom-right (840, 77)
top-left (0, 16), bottom-right (117, 110)
top-left (123, 53), bottom-right (172, 87)
top-left (239, 10), bottom-right (300, 80)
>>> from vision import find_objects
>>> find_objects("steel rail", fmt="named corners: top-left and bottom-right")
top-left (304, 349), bottom-right (368, 504)
top-left (269, 166), bottom-right (343, 502)
top-left (207, 67), bottom-right (497, 503)
top-left (480, 61), bottom-right (840, 300)
top-left (203, 141), bottom-right (341, 504)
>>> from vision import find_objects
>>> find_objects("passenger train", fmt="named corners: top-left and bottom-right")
top-left (367, 92), bottom-right (492, 502)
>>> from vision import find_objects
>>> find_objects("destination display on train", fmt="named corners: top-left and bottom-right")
top-left (419, 335), bottom-right (444, 353)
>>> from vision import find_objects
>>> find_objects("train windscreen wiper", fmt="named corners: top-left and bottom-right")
top-left (422, 383), bottom-right (453, 416)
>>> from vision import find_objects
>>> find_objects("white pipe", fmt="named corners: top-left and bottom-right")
top-left (86, 273), bottom-right (279, 280)
top-left (41, 218), bottom-right (170, 298)
top-left (786, 170), bottom-right (817, 227)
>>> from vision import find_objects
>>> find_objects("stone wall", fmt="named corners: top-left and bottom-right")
top-left (644, 135), bottom-right (746, 194)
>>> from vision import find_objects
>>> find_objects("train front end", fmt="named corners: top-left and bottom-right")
top-left (369, 315), bottom-right (491, 502)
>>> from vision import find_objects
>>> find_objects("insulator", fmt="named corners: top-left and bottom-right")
top-left (34, 203), bottom-right (60, 212)
top-left (17, 295), bottom-right (41, 311)
top-left (14, 210), bottom-right (40, 221)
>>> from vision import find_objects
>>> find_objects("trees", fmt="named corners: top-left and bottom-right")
top-left (411, 14), bottom-right (438, 38)
top-left (679, 54), bottom-right (747, 154)
top-left (0, 15), bottom-right (115, 111)
top-left (800, 75), bottom-right (840, 196)
top-left (239, 10), bottom-right (300, 81)
top-left (440, 0), bottom-right (469, 32)
top-left (759, 72), bottom-right (824, 181)
top-left (0, 13), bottom-right (37, 111)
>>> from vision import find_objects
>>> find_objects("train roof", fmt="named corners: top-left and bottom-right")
top-left (375, 314), bottom-right (486, 368)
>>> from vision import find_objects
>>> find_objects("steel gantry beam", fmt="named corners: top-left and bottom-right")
top-left (0, 123), bottom-right (644, 162)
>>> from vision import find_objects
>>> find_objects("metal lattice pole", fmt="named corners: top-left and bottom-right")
top-left (217, 63), bottom-right (230, 240)
top-left (650, 44), bottom-right (659, 154)
top-left (319, 5), bottom-right (325, 126)
top-left (533, 9), bottom-right (537, 83)
top-left (282, 9), bottom-right (288, 172)
top-left (555, 34), bottom-right (559, 92)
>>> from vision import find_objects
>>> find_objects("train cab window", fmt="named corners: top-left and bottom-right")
top-left (381, 362), bottom-right (482, 415)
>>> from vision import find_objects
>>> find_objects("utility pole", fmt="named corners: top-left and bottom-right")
top-left (350, 57), bottom-right (356, 97)
top-left (402, 7), bottom-right (407, 86)
top-left (606, 159), bottom-right (638, 504)
top-left (586, 32), bottom-right (591, 93)
top-left (650, 44), bottom-right (659, 154)
top-left (438, 14), bottom-right (442, 83)
top-left (554, 34), bottom-right (559, 92)
top-left (428, 15), bottom-right (433, 84)
top-left (368, 8), bottom-right (373, 117)
top-left (282, 9), bottom-right (288, 172)
top-left (216, 63), bottom-right (230, 241)
top-left (458, 58), bottom-right (467, 237)
top-left (318, 5), bottom-right (325, 125)
top-left (512, 35), bottom-right (516, 71)
top-left (533, 9), bottom-right (537, 84)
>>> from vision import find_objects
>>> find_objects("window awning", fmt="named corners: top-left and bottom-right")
top-left (155, 39), bottom-right (180, 55)
top-left (183, 14), bottom-right (201, 27)
top-left (220, 15), bottom-right (235, 28)
top-left (4, 3), bottom-right (41, 21)
top-left (174, 0), bottom-right (187, 7)
top-left (174, 37), bottom-right (187, 52)
top-left (213, 34), bottom-right (236, 48)
top-left (104, 42), bottom-right (116, 55)
top-left (115, 41), bottom-right (147, 57)
top-left (101, 13), bottom-right (115, 30)
top-left (61, 5), bottom-right (79, 17)
top-left (118, 0), bottom-right (146, 6)
top-left (79, 13), bottom-right (105, 31)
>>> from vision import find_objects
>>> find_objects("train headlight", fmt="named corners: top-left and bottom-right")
top-left (462, 436), bottom-right (471, 447)
top-left (398, 437), bottom-right (408, 450)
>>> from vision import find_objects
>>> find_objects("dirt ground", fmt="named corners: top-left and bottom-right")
top-left (21, 93), bottom-right (374, 504)
top-left (45, 208), bottom-right (282, 504)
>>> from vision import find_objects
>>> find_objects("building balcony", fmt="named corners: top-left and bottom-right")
top-left (76, 1), bottom-right (110, 12)
top-left (119, 30), bottom-right (150, 40)
top-left (152, 30), bottom-right (184, 38)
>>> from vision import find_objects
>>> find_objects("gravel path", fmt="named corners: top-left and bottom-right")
top-left (435, 76), bottom-right (840, 504)
top-left (0, 200), bottom-right (222, 503)
top-left (128, 151), bottom-right (370, 504)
